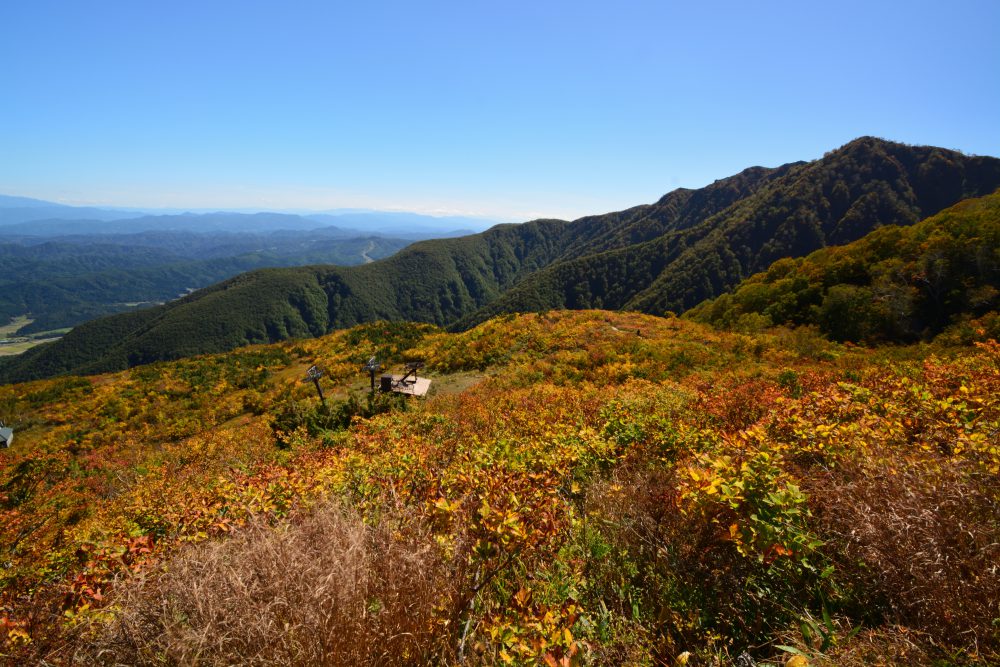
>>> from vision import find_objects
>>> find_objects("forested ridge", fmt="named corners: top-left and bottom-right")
top-left (0, 234), bottom-right (410, 334)
top-left (687, 189), bottom-right (1000, 342)
top-left (461, 137), bottom-right (1000, 325)
top-left (3, 137), bottom-right (999, 382)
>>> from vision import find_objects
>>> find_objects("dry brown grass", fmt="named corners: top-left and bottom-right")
top-left (585, 444), bottom-right (1000, 664)
top-left (776, 623), bottom-right (936, 666)
top-left (76, 504), bottom-right (461, 666)
top-left (805, 452), bottom-right (1000, 660)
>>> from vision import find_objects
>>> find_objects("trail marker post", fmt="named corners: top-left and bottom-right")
top-left (362, 356), bottom-right (381, 393)
top-left (305, 365), bottom-right (326, 406)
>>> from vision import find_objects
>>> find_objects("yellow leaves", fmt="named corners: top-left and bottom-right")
top-left (433, 497), bottom-right (460, 514)
top-left (6, 626), bottom-right (31, 645)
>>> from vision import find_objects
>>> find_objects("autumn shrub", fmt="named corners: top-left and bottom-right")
top-left (584, 450), bottom-right (829, 661)
top-left (776, 369), bottom-right (802, 398)
top-left (81, 504), bottom-right (460, 666)
top-left (692, 376), bottom-right (784, 433)
top-left (598, 382), bottom-right (695, 462)
top-left (271, 391), bottom-right (407, 446)
top-left (341, 320), bottom-right (438, 363)
top-left (935, 311), bottom-right (1000, 346)
top-left (805, 452), bottom-right (1000, 660)
top-left (772, 325), bottom-right (835, 360)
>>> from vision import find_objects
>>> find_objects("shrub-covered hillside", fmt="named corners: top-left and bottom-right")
top-left (1, 310), bottom-right (998, 665)
top-left (688, 189), bottom-right (1000, 343)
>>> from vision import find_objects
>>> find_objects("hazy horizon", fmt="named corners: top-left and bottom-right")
top-left (0, 192), bottom-right (509, 225)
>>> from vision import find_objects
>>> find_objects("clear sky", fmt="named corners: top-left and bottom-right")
top-left (2, 0), bottom-right (998, 222)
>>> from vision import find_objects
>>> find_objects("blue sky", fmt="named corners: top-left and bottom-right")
top-left (2, 1), bottom-right (998, 221)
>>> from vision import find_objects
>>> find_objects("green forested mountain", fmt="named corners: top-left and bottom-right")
top-left (4, 137), bottom-right (999, 382)
top-left (458, 137), bottom-right (1000, 326)
top-left (686, 189), bottom-right (1000, 342)
top-left (0, 234), bottom-right (410, 333)
top-left (0, 223), bottom-right (577, 378)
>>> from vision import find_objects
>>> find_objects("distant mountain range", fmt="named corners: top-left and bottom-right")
top-left (0, 195), bottom-right (497, 238)
top-left (0, 195), bottom-right (143, 226)
top-left (0, 199), bottom-right (503, 336)
top-left (3, 137), bottom-right (999, 382)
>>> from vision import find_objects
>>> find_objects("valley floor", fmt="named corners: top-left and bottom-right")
top-left (0, 317), bottom-right (68, 357)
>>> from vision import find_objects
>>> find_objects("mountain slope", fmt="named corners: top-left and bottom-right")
top-left (459, 138), bottom-right (1000, 326)
top-left (4, 138), bottom-right (1000, 382)
top-left (0, 221), bottom-right (572, 378)
top-left (3, 310), bottom-right (999, 663)
top-left (0, 234), bottom-right (410, 333)
top-left (686, 188), bottom-right (1000, 341)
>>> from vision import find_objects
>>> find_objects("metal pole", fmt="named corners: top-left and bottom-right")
top-left (312, 377), bottom-right (326, 406)
top-left (306, 365), bottom-right (326, 406)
